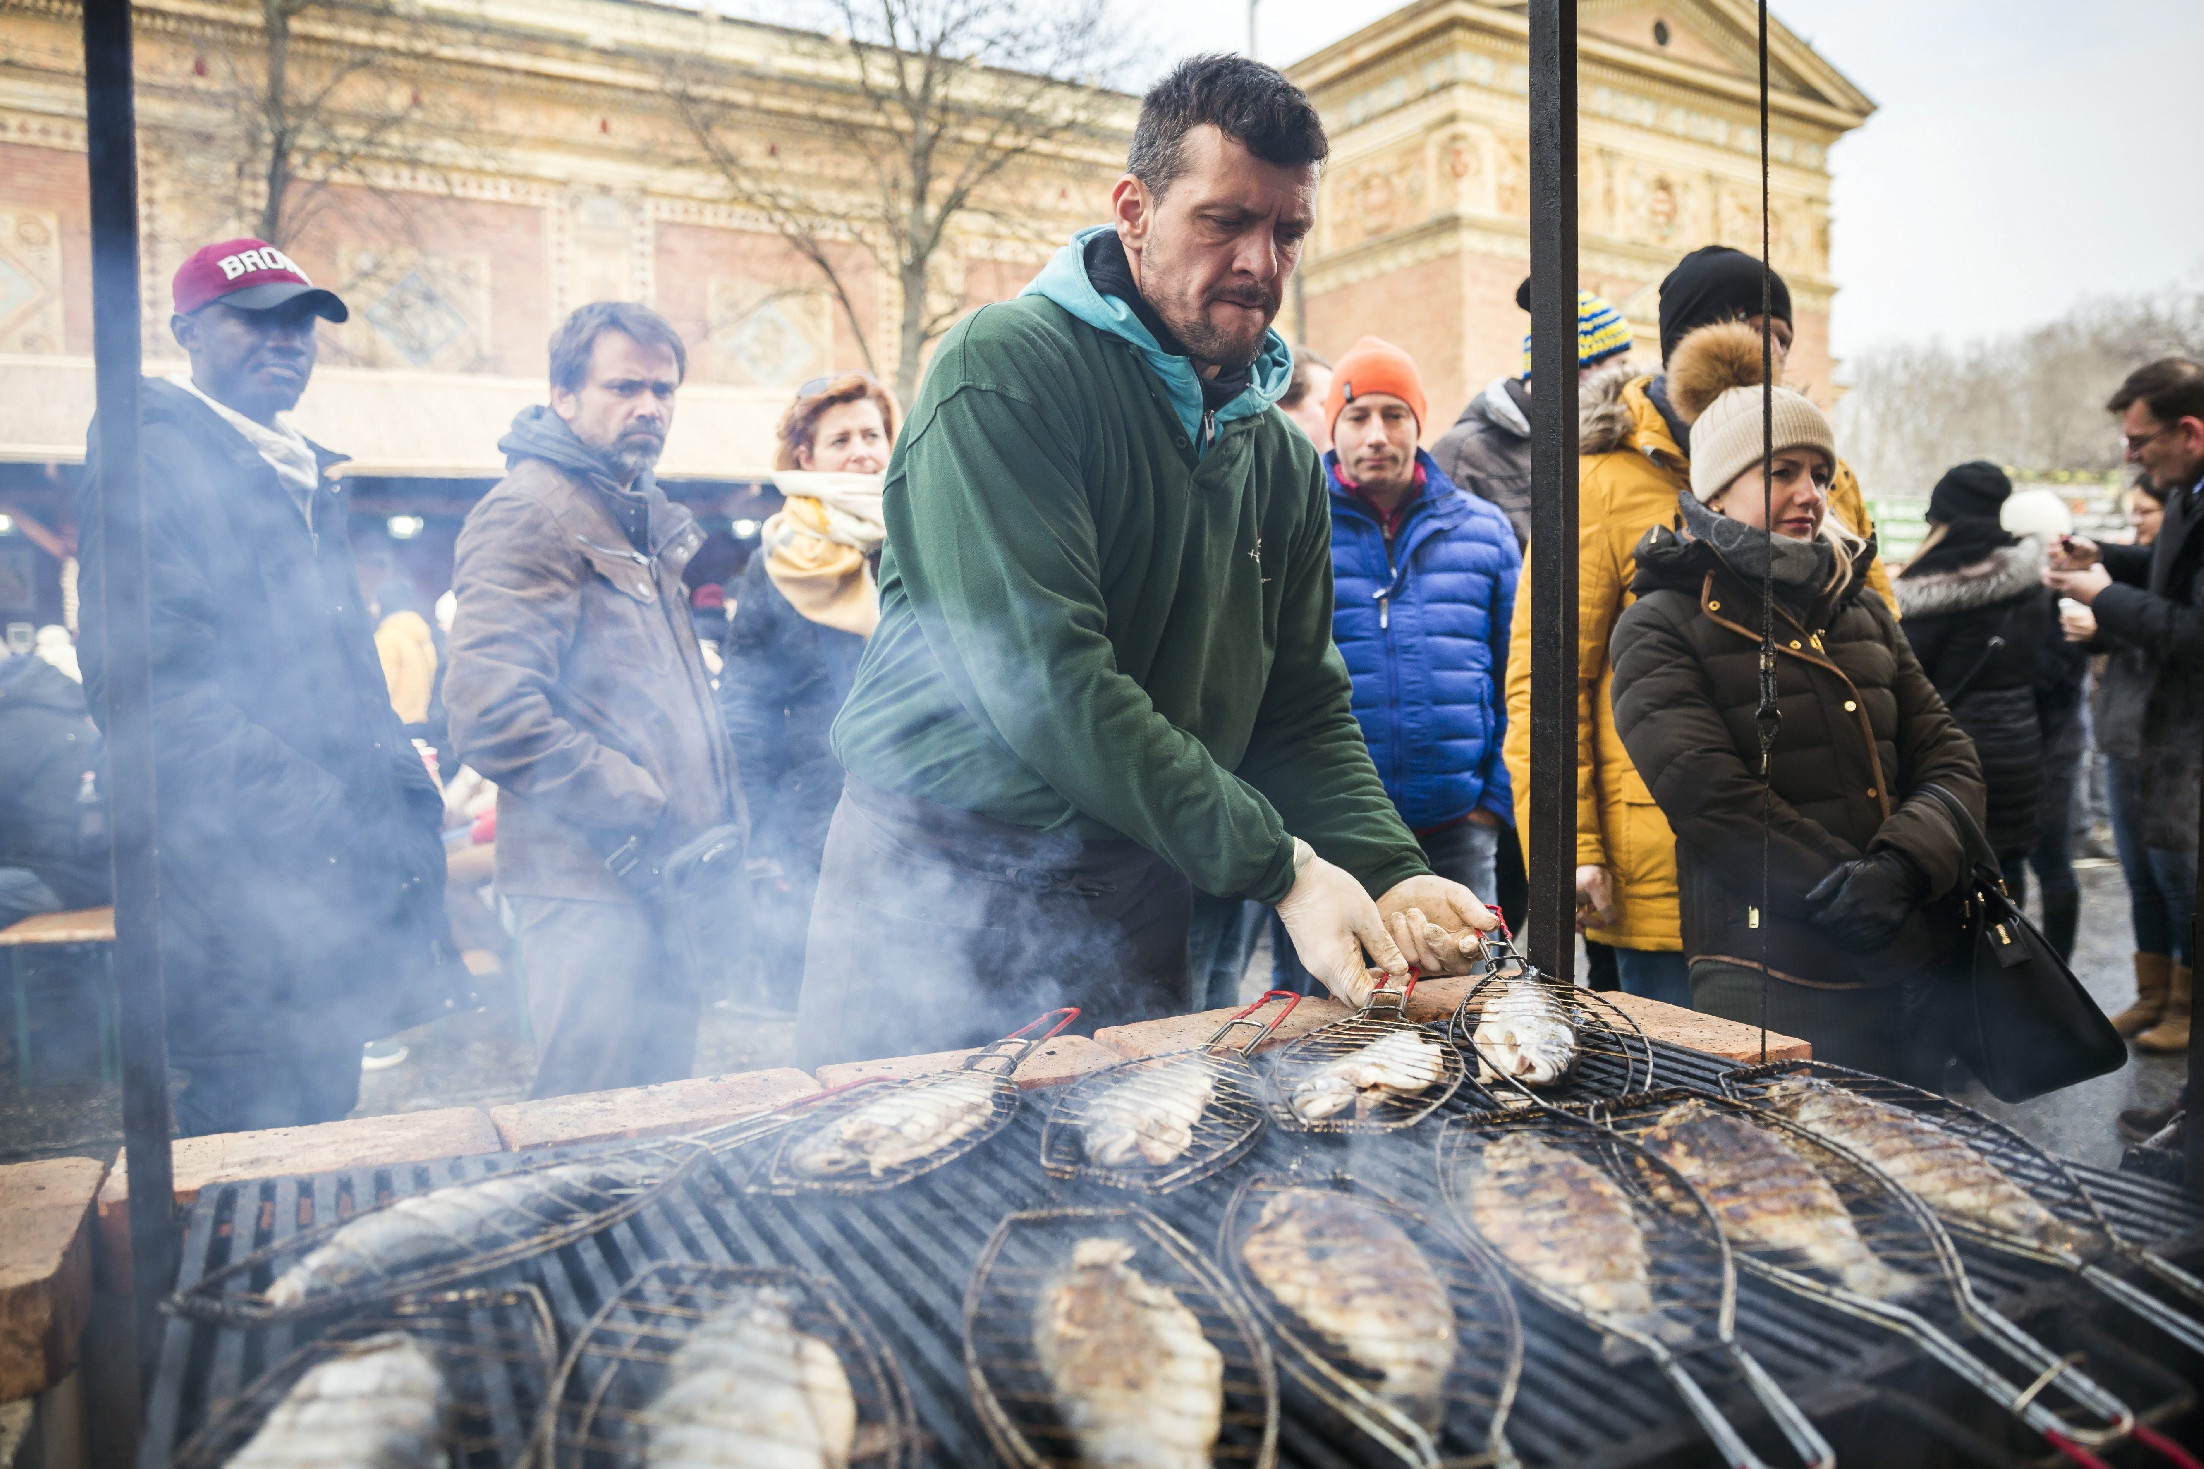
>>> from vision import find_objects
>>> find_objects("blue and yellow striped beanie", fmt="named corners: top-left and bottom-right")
top-left (1520, 289), bottom-right (1633, 376)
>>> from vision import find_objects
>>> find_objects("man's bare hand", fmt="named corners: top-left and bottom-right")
top-left (2046, 534), bottom-right (2100, 572)
top-left (1575, 864), bottom-right (1619, 931)
top-left (2043, 562), bottom-right (2113, 606)
top-left (1377, 874), bottom-right (1499, 975)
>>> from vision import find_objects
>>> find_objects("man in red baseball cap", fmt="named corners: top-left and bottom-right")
top-left (73, 238), bottom-right (466, 1136)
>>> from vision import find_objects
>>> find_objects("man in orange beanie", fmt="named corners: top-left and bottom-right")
top-left (1268, 335), bottom-right (1522, 991)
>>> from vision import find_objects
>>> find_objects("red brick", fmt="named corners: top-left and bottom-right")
top-left (1599, 991), bottom-right (1811, 1063)
top-left (1093, 995), bottom-right (1354, 1060)
top-left (488, 1068), bottom-right (820, 1151)
top-left (0, 1158), bottom-right (105, 1401)
top-left (814, 1034), bottom-right (1121, 1092)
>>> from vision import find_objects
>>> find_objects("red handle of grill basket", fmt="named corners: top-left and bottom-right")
top-left (1005, 1007), bottom-right (1081, 1043)
top-left (2044, 1431), bottom-right (2114, 1469)
top-left (1228, 990), bottom-right (1304, 1026)
top-left (2135, 1424), bottom-right (2204, 1469)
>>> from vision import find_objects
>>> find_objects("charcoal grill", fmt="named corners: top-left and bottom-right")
top-left (1218, 1173), bottom-right (1522, 1469)
top-left (168, 1286), bottom-right (556, 1469)
top-left (142, 1035), bottom-right (2204, 1469)
top-left (1448, 933), bottom-right (1653, 1106)
top-left (742, 1009), bottom-right (1078, 1196)
top-left (1265, 978), bottom-right (1464, 1133)
top-left (546, 1260), bottom-right (916, 1469)
top-left (1723, 1061), bottom-right (2204, 1358)
top-left (1594, 1089), bottom-right (2138, 1449)
top-left (963, 1205), bottom-right (1279, 1469)
top-left (1038, 992), bottom-right (1299, 1193)
top-left (166, 1141), bottom-right (711, 1327)
top-left (1435, 1106), bottom-right (1835, 1468)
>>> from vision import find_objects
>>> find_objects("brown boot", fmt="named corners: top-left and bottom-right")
top-left (2135, 963), bottom-right (2191, 1054)
top-left (2112, 953), bottom-right (2173, 1038)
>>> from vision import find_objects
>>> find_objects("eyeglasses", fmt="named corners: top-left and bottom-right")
top-left (2124, 425), bottom-right (2171, 454)
top-left (796, 372), bottom-right (878, 401)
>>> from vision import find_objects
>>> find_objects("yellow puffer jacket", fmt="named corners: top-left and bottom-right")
top-left (1502, 368), bottom-right (1894, 951)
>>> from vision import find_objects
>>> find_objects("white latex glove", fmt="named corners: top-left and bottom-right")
top-left (1274, 839), bottom-right (1409, 1009)
top-left (1575, 864), bottom-right (1619, 931)
top-left (1376, 874), bottom-right (1499, 975)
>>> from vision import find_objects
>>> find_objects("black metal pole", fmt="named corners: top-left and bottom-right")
top-left (2189, 729), bottom-right (2202, 1194)
top-left (82, 0), bottom-right (179, 1359)
top-left (1525, 0), bottom-right (1579, 981)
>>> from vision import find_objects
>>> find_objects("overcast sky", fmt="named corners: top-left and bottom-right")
top-left (1117, 0), bottom-right (2204, 361)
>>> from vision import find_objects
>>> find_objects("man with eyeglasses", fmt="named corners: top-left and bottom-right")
top-left (2046, 356), bottom-right (2204, 1060)
top-left (797, 56), bottom-right (1502, 1067)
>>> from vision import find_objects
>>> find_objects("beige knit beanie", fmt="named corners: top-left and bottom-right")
top-left (1667, 320), bottom-right (1836, 503)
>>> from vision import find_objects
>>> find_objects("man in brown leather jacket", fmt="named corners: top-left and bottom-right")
top-left (444, 302), bottom-right (742, 1098)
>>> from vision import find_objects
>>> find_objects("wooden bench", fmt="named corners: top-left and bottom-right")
top-left (0, 909), bottom-right (116, 1091)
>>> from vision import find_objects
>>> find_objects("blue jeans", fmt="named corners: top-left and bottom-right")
top-left (1185, 893), bottom-right (1267, 1012)
top-left (1270, 819), bottom-right (1502, 994)
top-left (2106, 755), bottom-right (2196, 964)
top-left (1614, 946), bottom-right (1693, 1008)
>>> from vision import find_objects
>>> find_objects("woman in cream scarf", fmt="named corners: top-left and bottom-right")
top-left (720, 374), bottom-right (896, 993)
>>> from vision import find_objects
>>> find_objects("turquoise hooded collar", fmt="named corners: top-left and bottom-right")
top-left (1020, 225), bottom-right (1295, 459)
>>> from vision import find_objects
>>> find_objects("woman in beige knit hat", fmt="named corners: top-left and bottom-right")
top-left (1603, 321), bottom-right (1984, 1079)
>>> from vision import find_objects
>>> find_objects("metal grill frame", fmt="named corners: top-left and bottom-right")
top-left (1217, 1173), bottom-right (1524, 1469)
top-left (1038, 992), bottom-right (1301, 1194)
top-left (168, 1286), bottom-right (559, 1469)
top-left (1721, 1059), bottom-right (2204, 1359)
top-left (746, 1009), bottom-right (1079, 1197)
top-left (962, 1205), bottom-right (1281, 1469)
top-left (544, 1259), bottom-right (918, 1469)
top-left (1265, 982), bottom-right (1464, 1134)
top-left (1594, 1089), bottom-right (2139, 1448)
top-left (1435, 1106), bottom-right (1835, 1469)
top-left (166, 1141), bottom-right (713, 1327)
top-left (1448, 935), bottom-right (1654, 1107)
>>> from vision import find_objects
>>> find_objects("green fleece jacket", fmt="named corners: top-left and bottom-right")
top-left (830, 229), bottom-right (1428, 905)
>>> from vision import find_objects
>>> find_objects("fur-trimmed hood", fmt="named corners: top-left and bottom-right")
top-left (1576, 361), bottom-right (1646, 455)
top-left (1893, 537), bottom-right (2046, 617)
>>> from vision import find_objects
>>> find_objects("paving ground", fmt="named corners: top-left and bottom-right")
top-left (0, 859), bottom-right (2187, 1171)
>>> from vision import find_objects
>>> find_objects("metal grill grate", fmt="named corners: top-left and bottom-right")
top-left (1451, 976), bottom-right (1654, 1108)
top-left (962, 1206), bottom-right (1279, 1469)
top-left (1595, 1089), bottom-right (2136, 1447)
top-left (1218, 1174), bottom-right (1522, 1469)
top-left (547, 1260), bottom-right (917, 1469)
top-left (168, 1286), bottom-right (557, 1469)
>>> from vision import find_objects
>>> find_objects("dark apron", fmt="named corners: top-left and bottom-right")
top-left (793, 779), bottom-right (1193, 1068)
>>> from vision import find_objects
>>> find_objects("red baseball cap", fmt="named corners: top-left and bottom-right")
top-left (171, 238), bottom-right (348, 321)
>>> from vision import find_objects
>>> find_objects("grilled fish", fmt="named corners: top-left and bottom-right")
top-left (1080, 1056), bottom-right (1218, 1169)
top-left (1470, 979), bottom-right (1578, 1087)
top-left (1641, 1099), bottom-right (1915, 1300)
top-left (1030, 1236), bottom-right (1223, 1469)
top-left (1241, 1189), bottom-right (1455, 1427)
top-left (227, 1332), bottom-right (447, 1469)
top-left (268, 1159), bottom-right (656, 1308)
top-left (646, 1286), bottom-right (857, 1469)
top-left (789, 1071), bottom-right (1000, 1178)
top-left (1466, 1133), bottom-right (1670, 1344)
top-left (1289, 1029), bottom-right (1448, 1122)
top-left (1761, 1076), bottom-right (2085, 1252)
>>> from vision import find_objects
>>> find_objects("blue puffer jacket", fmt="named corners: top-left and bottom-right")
top-left (1327, 449), bottom-right (1520, 829)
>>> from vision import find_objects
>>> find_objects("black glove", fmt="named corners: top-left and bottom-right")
top-left (1804, 850), bottom-right (1926, 954)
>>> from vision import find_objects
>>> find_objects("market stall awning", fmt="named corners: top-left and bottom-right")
top-left (0, 354), bottom-right (790, 480)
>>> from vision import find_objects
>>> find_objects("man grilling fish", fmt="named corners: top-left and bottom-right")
top-left (796, 54), bottom-right (1499, 1068)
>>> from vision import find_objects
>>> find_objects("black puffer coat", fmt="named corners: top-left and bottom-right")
top-left (0, 654), bottom-right (108, 912)
top-left (2091, 484), bottom-right (2204, 852)
top-left (1610, 524), bottom-right (1983, 989)
top-left (1895, 537), bottom-right (2053, 859)
top-left (79, 378), bottom-right (466, 1062)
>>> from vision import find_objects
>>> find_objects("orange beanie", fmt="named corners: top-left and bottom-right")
top-left (1324, 335), bottom-right (1427, 433)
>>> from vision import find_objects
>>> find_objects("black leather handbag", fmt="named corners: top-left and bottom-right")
top-left (1917, 783), bottom-right (2126, 1102)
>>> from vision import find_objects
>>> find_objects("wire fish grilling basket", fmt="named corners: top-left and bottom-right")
top-left (1593, 1088), bottom-right (2138, 1450)
top-left (1448, 930), bottom-right (1653, 1107)
top-left (168, 1285), bottom-right (559, 1469)
top-left (1264, 977), bottom-right (1463, 1134)
top-left (1720, 1059), bottom-right (2204, 1360)
top-left (964, 1205), bottom-right (1280, 1469)
top-left (167, 1141), bottom-right (712, 1327)
top-left (1434, 1107), bottom-right (1833, 1469)
top-left (544, 1260), bottom-right (918, 1469)
top-left (1217, 1172), bottom-right (1523, 1469)
top-left (1039, 992), bottom-right (1300, 1194)
top-left (747, 1008), bottom-right (1078, 1197)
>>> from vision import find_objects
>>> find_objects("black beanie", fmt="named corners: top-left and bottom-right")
top-left (1928, 460), bottom-right (2012, 523)
top-left (1657, 245), bottom-right (1792, 364)
top-left (1514, 275), bottom-right (1532, 313)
